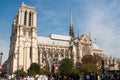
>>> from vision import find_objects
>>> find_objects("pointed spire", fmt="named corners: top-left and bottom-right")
top-left (69, 9), bottom-right (75, 38)
top-left (70, 9), bottom-right (73, 27)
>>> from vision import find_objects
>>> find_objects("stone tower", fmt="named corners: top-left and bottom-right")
top-left (8, 3), bottom-right (37, 74)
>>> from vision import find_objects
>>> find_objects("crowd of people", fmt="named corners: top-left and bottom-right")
top-left (100, 71), bottom-right (120, 80)
top-left (0, 71), bottom-right (120, 80)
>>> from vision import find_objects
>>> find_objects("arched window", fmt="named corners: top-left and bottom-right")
top-left (29, 12), bottom-right (32, 26)
top-left (38, 47), bottom-right (40, 65)
top-left (24, 11), bottom-right (27, 26)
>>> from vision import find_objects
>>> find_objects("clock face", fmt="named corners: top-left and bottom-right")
top-left (82, 46), bottom-right (90, 56)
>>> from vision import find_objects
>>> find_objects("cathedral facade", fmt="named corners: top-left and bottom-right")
top-left (7, 3), bottom-right (103, 74)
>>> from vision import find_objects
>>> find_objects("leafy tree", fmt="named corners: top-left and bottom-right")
top-left (71, 68), bottom-right (79, 74)
top-left (81, 54), bottom-right (102, 75)
top-left (14, 69), bottom-right (26, 77)
top-left (59, 58), bottom-right (73, 74)
top-left (40, 68), bottom-right (46, 75)
top-left (80, 64), bottom-right (101, 75)
top-left (27, 63), bottom-right (40, 75)
top-left (27, 70), bottom-right (36, 76)
top-left (81, 54), bottom-right (94, 64)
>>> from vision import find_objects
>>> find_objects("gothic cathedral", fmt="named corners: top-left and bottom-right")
top-left (7, 3), bottom-right (103, 74)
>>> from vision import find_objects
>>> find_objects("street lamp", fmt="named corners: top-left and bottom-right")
top-left (0, 52), bottom-right (3, 65)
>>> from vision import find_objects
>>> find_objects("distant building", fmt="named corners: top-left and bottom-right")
top-left (7, 3), bottom-right (118, 74)
top-left (101, 55), bottom-right (120, 71)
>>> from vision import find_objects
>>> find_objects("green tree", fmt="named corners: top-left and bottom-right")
top-left (60, 58), bottom-right (73, 74)
top-left (27, 70), bottom-right (36, 76)
top-left (27, 63), bottom-right (40, 75)
top-left (40, 68), bottom-right (46, 75)
top-left (71, 68), bottom-right (80, 74)
top-left (14, 69), bottom-right (26, 77)
top-left (80, 64), bottom-right (101, 75)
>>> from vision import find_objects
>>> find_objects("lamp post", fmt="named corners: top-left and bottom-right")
top-left (0, 52), bottom-right (3, 65)
top-left (0, 52), bottom-right (3, 73)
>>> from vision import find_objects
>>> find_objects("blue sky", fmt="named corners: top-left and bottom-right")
top-left (0, 0), bottom-right (120, 63)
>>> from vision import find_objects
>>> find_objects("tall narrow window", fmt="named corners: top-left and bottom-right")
top-left (30, 46), bottom-right (32, 58)
top-left (23, 29), bottom-right (26, 36)
top-left (38, 47), bottom-right (40, 65)
top-left (29, 12), bottom-right (32, 26)
top-left (30, 46), bottom-right (32, 64)
top-left (24, 11), bottom-right (27, 26)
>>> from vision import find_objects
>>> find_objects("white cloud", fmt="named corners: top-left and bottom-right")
top-left (78, 0), bottom-right (120, 57)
